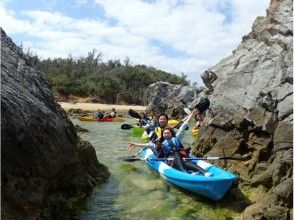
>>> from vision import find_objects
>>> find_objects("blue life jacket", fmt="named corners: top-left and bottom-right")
top-left (139, 118), bottom-right (148, 126)
top-left (160, 137), bottom-right (183, 157)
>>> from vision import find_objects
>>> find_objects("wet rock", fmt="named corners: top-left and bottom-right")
top-left (241, 201), bottom-right (267, 220)
top-left (75, 125), bottom-right (89, 133)
top-left (1, 28), bottom-right (110, 219)
top-left (145, 0), bottom-right (293, 218)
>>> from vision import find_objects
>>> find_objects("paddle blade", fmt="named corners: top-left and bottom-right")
top-left (123, 158), bottom-right (142, 162)
top-left (128, 109), bottom-right (141, 119)
top-left (118, 156), bottom-right (142, 162)
top-left (194, 98), bottom-right (210, 113)
top-left (121, 124), bottom-right (133, 130)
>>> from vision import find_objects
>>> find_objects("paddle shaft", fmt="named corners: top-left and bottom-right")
top-left (147, 156), bottom-right (245, 161)
top-left (122, 155), bottom-right (246, 162)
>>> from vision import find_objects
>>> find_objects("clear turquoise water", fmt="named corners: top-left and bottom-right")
top-left (72, 118), bottom-right (240, 220)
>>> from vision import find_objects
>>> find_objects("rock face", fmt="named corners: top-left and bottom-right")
top-left (1, 28), bottom-right (110, 219)
top-left (146, 0), bottom-right (292, 219)
top-left (146, 82), bottom-right (205, 117)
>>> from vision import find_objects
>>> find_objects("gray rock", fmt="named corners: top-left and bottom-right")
top-left (145, 81), bottom-right (204, 117)
top-left (1, 28), bottom-right (110, 219)
top-left (145, 0), bottom-right (292, 219)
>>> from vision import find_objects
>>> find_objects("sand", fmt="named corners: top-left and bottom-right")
top-left (58, 102), bottom-right (146, 112)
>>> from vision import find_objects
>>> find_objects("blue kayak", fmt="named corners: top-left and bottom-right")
top-left (139, 148), bottom-right (237, 201)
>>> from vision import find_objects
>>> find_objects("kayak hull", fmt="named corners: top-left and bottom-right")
top-left (139, 148), bottom-right (237, 201)
top-left (78, 117), bottom-right (98, 122)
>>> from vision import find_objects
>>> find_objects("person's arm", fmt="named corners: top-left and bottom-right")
top-left (128, 142), bottom-right (152, 149)
top-left (176, 117), bottom-right (192, 141)
top-left (176, 110), bottom-right (197, 141)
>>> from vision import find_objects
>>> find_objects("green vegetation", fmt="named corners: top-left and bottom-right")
top-left (26, 49), bottom-right (189, 104)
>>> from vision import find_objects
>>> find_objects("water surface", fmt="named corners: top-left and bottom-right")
top-left (72, 118), bottom-right (240, 220)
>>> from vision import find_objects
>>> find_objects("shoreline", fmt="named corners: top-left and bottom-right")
top-left (58, 102), bottom-right (146, 112)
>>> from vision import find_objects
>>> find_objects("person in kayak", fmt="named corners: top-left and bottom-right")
top-left (95, 109), bottom-right (104, 119)
top-left (145, 113), bottom-right (168, 143)
top-left (143, 114), bottom-right (158, 139)
top-left (110, 108), bottom-right (117, 118)
top-left (145, 110), bottom-right (194, 143)
top-left (138, 112), bottom-right (148, 126)
top-left (158, 127), bottom-right (209, 175)
top-left (129, 126), bottom-right (208, 175)
top-left (128, 126), bottom-right (185, 171)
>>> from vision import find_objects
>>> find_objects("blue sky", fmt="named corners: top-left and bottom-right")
top-left (1, 0), bottom-right (270, 85)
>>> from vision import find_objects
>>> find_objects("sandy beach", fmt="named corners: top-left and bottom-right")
top-left (58, 102), bottom-right (146, 112)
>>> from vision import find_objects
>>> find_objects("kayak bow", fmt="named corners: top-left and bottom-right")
top-left (139, 148), bottom-right (237, 201)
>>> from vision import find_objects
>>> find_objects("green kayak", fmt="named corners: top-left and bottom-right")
top-left (132, 127), bottom-right (145, 137)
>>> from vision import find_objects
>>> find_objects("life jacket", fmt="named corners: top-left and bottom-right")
top-left (155, 127), bottom-right (162, 139)
top-left (160, 137), bottom-right (183, 158)
top-left (148, 126), bottom-right (162, 143)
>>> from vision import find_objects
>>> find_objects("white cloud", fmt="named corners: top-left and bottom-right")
top-left (1, 0), bottom-right (270, 84)
top-left (75, 0), bottom-right (90, 7)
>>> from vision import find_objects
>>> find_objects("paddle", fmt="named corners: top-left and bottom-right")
top-left (129, 108), bottom-right (189, 130)
top-left (121, 124), bottom-right (134, 130)
top-left (118, 148), bottom-right (146, 161)
top-left (121, 109), bottom-right (142, 130)
top-left (174, 98), bottom-right (210, 129)
top-left (128, 109), bottom-right (141, 119)
top-left (122, 156), bottom-right (248, 162)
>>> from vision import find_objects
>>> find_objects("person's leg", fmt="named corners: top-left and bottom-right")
top-left (184, 161), bottom-right (206, 175)
top-left (172, 154), bottom-right (186, 172)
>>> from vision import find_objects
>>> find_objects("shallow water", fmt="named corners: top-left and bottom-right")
top-left (72, 118), bottom-right (241, 220)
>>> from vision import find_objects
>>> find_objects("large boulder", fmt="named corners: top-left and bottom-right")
top-left (145, 0), bottom-right (292, 219)
top-left (196, 0), bottom-right (293, 218)
top-left (145, 81), bottom-right (205, 118)
top-left (1, 28), bottom-right (110, 219)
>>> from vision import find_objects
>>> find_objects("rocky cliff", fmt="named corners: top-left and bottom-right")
top-left (146, 0), bottom-right (292, 219)
top-left (146, 82), bottom-right (205, 117)
top-left (1, 28), bottom-right (110, 219)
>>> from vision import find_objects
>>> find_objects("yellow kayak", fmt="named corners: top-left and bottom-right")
top-left (191, 127), bottom-right (200, 136)
top-left (168, 119), bottom-right (179, 126)
top-left (78, 116), bottom-right (97, 122)
top-left (112, 117), bottom-right (126, 122)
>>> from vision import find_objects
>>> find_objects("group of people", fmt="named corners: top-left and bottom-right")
top-left (95, 108), bottom-right (117, 119)
top-left (129, 107), bottom-right (210, 176)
